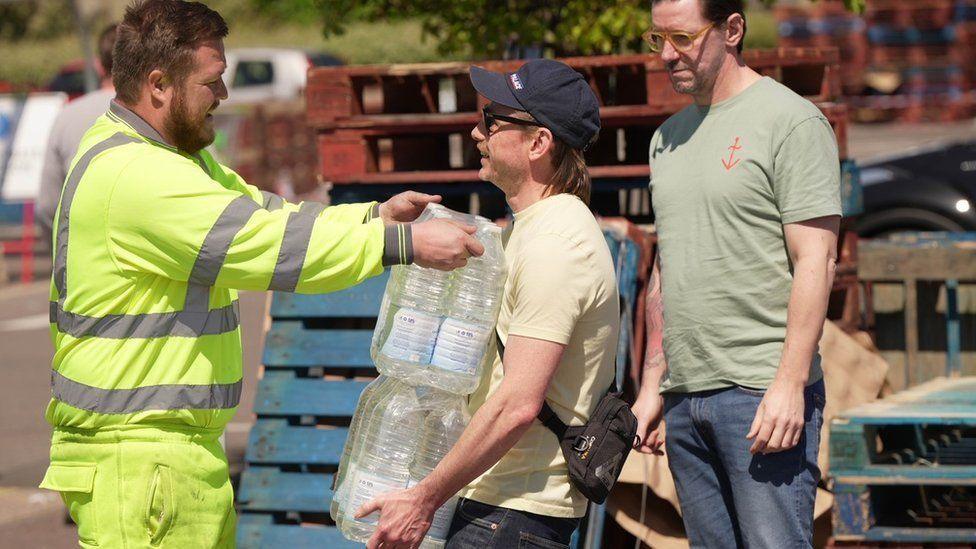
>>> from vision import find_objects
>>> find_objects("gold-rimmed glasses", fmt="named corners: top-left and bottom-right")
top-left (642, 22), bottom-right (715, 53)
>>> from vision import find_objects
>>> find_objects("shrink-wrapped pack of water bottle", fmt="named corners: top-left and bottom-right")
top-left (331, 204), bottom-right (507, 546)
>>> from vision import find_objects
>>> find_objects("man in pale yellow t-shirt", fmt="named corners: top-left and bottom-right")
top-left (355, 59), bottom-right (620, 548)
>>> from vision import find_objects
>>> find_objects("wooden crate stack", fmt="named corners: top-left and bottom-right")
top-left (774, 0), bottom-right (869, 95)
top-left (305, 48), bottom-right (846, 221)
top-left (777, 0), bottom-right (976, 123)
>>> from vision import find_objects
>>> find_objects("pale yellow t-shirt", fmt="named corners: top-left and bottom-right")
top-left (459, 193), bottom-right (619, 518)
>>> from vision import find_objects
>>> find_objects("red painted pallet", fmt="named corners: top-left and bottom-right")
top-left (315, 102), bottom-right (849, 183)
top-left (307, 48), bottom-right (841, 129)
top-left (868, 44), bottom-right (967, 66)
top-left (848, 92), bottom-right (976, 123)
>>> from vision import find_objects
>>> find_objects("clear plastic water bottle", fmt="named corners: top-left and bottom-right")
top-left (340, 379), bottom-right (424, 542)
top-left (408, 397), bottom-right (469, 545)
top-left (428, 220), bottom-right (506, 393)
top-left (330, 376), bottom-right (394, 526)
top-left (372, 205), bottom-right (505, 393)
top-left (372, 206), bottom-right (462, 381)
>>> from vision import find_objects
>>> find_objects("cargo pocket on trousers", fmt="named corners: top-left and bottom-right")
top-left (40, 462), bottom-right (99, 547)
top-left (146, 464), bottom-right (175, 546)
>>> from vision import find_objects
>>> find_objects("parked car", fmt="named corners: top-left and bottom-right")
top-left (221, 48), bottom-right (343, 107)
top-left (857, 140), bottom-right (976, 237)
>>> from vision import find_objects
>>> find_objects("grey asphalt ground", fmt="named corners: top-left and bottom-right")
top-left (0, 282), bottom-right (267, 548)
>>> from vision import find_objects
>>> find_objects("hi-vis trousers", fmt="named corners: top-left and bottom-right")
top-left (40, 426), bottom-right (236, 548)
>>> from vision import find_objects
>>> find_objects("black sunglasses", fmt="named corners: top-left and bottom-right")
top-left (481, 105), bottom-right (543, 136)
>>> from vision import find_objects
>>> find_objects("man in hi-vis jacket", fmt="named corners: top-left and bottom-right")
top-left (38, 1), bottom-right (483, 547)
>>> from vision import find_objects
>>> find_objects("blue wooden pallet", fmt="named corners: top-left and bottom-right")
top-left (829, 377), bottom-right (976, 542)
top-left (239, 269), bottom-right (387, 546)
top-left (831, 377), bottom-right (976, 480)
top-left (238, 229), bottom-right (642, 548)
top-left (832, 483), bottom-right (976, 543)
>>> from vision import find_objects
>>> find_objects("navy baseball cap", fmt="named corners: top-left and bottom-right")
top-left (470, 59), bottom-right (601, 151)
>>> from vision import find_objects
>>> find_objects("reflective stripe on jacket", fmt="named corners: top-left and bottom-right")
top-left (47, 101), bottom-right (395, 431)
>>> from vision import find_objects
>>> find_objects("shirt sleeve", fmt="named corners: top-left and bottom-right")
top-left (37, 118), bottom-right (69, 240)
top-left (205, 157), bottom-right (379, 225)
top-left (772, 116), bottom-right (843, 224)
top-left (105, 149), bottom-right (390, 294)
top-left (507, 233), bottom-right (594, 345)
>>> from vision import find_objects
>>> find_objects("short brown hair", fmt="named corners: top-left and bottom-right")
top-left (546, 138), bottom-right (591, 205)
top-left (113, 0), bottom-right (228, 104)
top-left (97, 24), bottom-right (118, 77)
top-left (652, 0), bottom-right (747, 53)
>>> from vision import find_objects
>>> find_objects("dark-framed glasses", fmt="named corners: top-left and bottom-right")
top-left (642, 22), bottom-right (715, 53)
top-left (482, 105), bottom-right (543, 136)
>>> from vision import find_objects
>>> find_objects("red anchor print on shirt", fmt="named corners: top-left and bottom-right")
top-left (722, 137), bottom-right (742, 171)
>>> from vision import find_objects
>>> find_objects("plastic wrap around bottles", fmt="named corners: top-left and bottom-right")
top-left (371, 203), bottom-right (507, 394)
top-left (332, 376), bottom-right (470, 545)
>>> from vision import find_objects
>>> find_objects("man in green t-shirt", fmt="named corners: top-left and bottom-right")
top-left (631, 0), bottom-right (841, 546)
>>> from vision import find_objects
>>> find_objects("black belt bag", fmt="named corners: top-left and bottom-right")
top-left (497, 335), bottom-right (637, 504)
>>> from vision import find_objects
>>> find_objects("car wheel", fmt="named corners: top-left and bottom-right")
top-left (856, 207), bottom-right (966, 238)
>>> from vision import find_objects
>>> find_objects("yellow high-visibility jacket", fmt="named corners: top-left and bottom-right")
top-left (46, 101), bottom-right (410, 433)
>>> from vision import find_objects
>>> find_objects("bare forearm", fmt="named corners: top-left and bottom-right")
top-left (778, 255), bottom-right (836, 383)
top-left (640, 258), bottom-right (667, 398)
top-left (417, 389), bottom-right (533, 507)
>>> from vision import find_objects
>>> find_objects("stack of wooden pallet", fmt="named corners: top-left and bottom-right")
top-left (829, 376), bottom-right (976, 547)
top-left (774, 0), bottom-right (869, 96)
top-left (858, 232), bottom-right (976, 392)
top-left (777, 0), bottom-right (976, 123)
top-left (305, 48), bottom-right (848, 222)
top-left (212, 102), bottom-right (321, 197)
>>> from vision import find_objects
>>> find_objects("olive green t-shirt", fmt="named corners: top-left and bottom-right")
top-left (648, 77), bottom-right (841, 393)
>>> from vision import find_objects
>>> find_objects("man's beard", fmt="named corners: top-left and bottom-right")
top-left (165, 89), bottom-right (214, 154)
top-left (667, 62), bottom-right (705, 95)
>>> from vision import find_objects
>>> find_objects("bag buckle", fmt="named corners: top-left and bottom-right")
top-left (572, 435), bottom-right (595, 454)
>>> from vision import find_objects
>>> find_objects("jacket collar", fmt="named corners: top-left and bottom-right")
top-left (109, 100), bottom-right (176, 149)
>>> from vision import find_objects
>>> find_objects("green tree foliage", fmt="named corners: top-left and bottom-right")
top-left (0, 0), bottom-right (78, 42)
top-left (247, 0), bottom-right (865, 58)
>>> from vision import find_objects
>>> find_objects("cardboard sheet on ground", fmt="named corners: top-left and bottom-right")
top-left (611, 321), bottom-right (889, 546)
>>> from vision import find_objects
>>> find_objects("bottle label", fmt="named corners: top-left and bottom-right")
top-left (381, 307), bottom-right (442, 364)
top-left (407, 478), bottom-right (458, 541)
top-left (430, 318), bottom-right (491, 374)
top-left (348, 470), bottom-right (407, 524)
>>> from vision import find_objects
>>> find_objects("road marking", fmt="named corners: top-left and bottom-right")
top-left (0, 313), bottom-right (49, 332)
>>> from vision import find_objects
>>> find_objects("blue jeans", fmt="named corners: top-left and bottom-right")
top-left (445, 497), bottom-right (580, 548)
top-left (663, 380), bottom-right (825, 548)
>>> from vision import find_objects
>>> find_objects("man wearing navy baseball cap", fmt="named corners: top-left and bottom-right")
top-left (356, 59), bottom-right (621, 549)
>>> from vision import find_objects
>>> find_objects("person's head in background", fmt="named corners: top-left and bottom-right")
top-left (648, 0), bottom-right (747, 102)
top-left (468, 59), bottom-right (599, 209)
top-left (112, 0), bottom-right (229, 153)
top-left (97, 23), bottom-right (118, 88)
